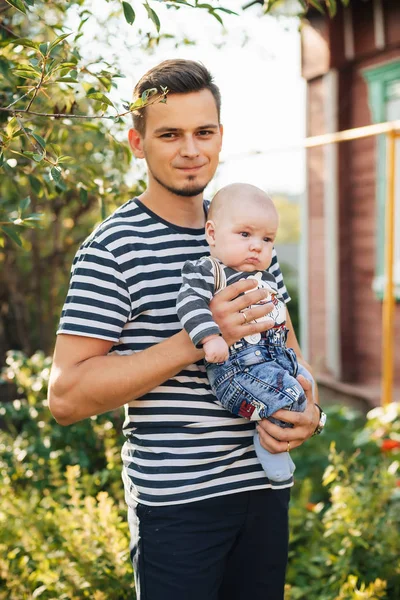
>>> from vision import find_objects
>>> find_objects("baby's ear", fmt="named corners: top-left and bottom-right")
top-left (205, 220), bottom-right (216, 246)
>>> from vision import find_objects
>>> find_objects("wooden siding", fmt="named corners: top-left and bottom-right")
top-left (347, 58), bottom-right (400, 387)
top-left (304, 1), bottom-right (400, 392)
top-left (307, 78), bottom-right (328, 373)
top-left (384, 0), bottom-right (400, 48)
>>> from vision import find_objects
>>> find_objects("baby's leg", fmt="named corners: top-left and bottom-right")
top-left (253, 431), bottom-right (296, 488)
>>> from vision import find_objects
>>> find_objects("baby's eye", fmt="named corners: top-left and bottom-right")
top-left (240, 232), bottom-right (249, 238)
top-left (263, 237), bottom-right (272, 243)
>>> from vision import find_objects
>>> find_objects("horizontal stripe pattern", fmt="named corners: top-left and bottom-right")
top-left (58, 198), bottom-right (291, 505)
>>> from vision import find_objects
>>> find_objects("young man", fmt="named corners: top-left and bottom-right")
top-left (49, 60), bottom-right (323, 600)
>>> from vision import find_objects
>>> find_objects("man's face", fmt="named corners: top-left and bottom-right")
top-left (129, 89), bottom-right (223, 197)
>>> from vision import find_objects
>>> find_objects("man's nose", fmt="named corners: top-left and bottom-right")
top-left (180, 135), bottom-right (200, 158)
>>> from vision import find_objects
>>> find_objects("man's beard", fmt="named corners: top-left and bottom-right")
top-left (151, 171), bottom-right (209, 198)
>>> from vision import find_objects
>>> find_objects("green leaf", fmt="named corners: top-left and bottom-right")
top-left (87, 92), bottom-right (115, 108)
top-left (23, 213), bottom-right (43, 222)
top-left (0, 152), bottom-right (4, 168)
top-left (57, 155), bottom-right (74, 164)
top-left (122, 1), bottom-right (135, 25)
top-left (215, 7), bottom-right (238, 16)
top-left (1, 225), bottom-right (23, 247)
top-left (130, 98), bottom-right (144, 110)
top-left (51, 166), bottom-right (62, 183)
top-left (56, 77), bottom-right (79, 83)
top-left (325, 0), bottom-right (337, 17)
top-left (144, 4), bottom-right (161, 32)
top-left (39, 42), bottom-right (49, 55)
top-left (5, 0), bottom-right (27, 14)
top-left (32, 133), bottom-right (46, 150)
top-left (14, 38), bottom-right (40, 50)
top-left (141, 87), bottom-right (158, 101)
top-left (48, 33), bottom-right (72, 53)
top-left (28, 175), bottom-right (42, 194)
top-left (32, 153), bottom-right (44, 163)
top-left (209, 10), bottom-right (223, 25)
top-left (79, 187), bottom-right (88, 206)
top-left (307, 0), bottom-right (325, 14)
top-left (19, 196), bottom-right (31, 212)
top-left (13, 70), bottom-right (41, 80)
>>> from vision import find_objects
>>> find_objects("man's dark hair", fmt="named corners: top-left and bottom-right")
top-left (132, 59), bottom-right (221, 134)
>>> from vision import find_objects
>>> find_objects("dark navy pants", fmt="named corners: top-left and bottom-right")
top-left (128, 487), bottom-right (290, 600)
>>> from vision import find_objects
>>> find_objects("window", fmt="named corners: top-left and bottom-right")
top-left (363, 61), bottom-right (400, 299)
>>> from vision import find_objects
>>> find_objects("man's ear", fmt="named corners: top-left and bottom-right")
top-left (205, 220), bottom-right (217, 246)
top-left (128, 128), bottom-right (145, 158)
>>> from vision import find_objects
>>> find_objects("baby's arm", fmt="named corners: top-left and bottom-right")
top-left (177, 259), bottom-right (222, 348)
top-left (202, 335), bottom-right (229, 363)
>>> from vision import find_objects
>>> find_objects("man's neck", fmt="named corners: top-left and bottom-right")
top-left (139, 184), bottom-right (206, 229)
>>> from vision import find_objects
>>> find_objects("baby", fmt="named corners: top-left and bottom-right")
top-left (176, 183), bottom-right (314, 488)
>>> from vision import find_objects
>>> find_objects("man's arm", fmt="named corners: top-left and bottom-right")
top-left (48, 330), bottom-right (202, 426)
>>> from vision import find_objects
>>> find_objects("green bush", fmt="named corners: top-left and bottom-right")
top-left (0, 350), bottom-right (125, 498)
top-left (287, 403), bottom-right (400, 600)
top-left (0, 466), bottom-right (134, 600)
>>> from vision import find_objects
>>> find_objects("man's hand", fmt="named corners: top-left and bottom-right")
top-left (256, 376), bottom-right (319, 453)
top-left (209, 279), bottom-right (275, 347)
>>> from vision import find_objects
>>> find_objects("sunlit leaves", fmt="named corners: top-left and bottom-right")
top-left (87, 92), bottom-right (115, 108)
top-left (5, 0), bottom-right (27, 14)
top-left (144, 2), bottom-right (161, 32)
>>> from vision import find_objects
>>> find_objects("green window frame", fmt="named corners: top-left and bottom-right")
top-left (363, 60), bottom-right (400, 300)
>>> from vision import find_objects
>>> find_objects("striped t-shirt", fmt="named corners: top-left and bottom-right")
top-left (58, 198), bottom-right (291, 506)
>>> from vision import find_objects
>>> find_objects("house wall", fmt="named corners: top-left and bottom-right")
top-left (302, 0), bottom-right (400, 391)
top-left (306, 78), bottom-right (328, 372)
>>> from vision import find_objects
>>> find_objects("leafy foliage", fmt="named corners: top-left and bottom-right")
top-left (287, 402), bottom-right (400, 600)
top-left (0, 350), bottom-right (125, 498)
top-left (0, 0), bottom-right (235, 356)
top-left (0, 467), bottom-right (134, 600)
top-left (1, 354), bottom-right (400, 598)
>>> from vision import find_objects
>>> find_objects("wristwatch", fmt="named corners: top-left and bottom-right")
top-left (313, 404), bottom-right (327, 435)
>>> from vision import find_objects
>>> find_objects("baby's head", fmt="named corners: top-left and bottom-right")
top-left (206, 183), bottom-right (278, 272)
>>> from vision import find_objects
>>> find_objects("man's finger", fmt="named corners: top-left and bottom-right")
top-left (229, 288), bottom-right (270, 312)
top-left (296, 374), bottom-right (312, 393)
top-left (237, 302), bottom-right (274, 324)
top-left (214, 278), bottom-right (267, 302)
top-left (256, 426), bottom-right (303, 454)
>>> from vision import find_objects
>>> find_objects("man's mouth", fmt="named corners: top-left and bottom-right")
top-left (176, 164), bottom-right (206, 172)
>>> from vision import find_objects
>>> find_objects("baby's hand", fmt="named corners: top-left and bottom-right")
top-left (203, 336), bottom-right (229, 363)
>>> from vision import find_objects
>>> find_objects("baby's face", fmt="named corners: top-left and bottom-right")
top-left (207, 200), bottom-right (278, 272)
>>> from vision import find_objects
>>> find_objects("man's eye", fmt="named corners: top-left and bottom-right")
top-left (160, 133), bottom-right (176, 139)
top-left (197, 130), bottom-right (213, 136)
